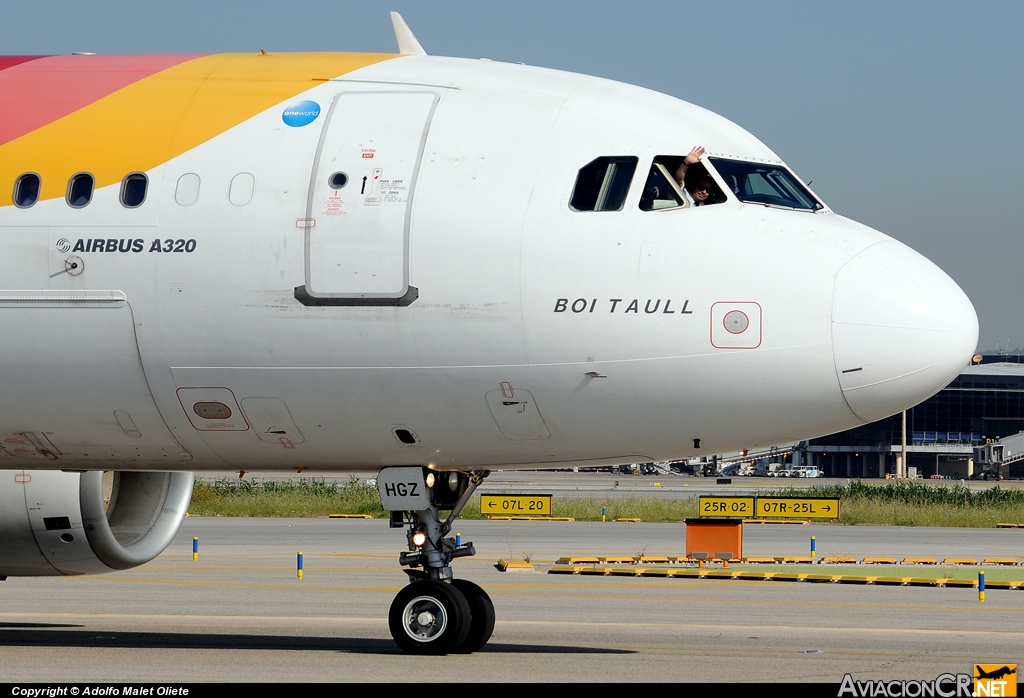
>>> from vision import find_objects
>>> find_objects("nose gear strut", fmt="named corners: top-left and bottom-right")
top-left (377, 467), bottom-right (495, 654)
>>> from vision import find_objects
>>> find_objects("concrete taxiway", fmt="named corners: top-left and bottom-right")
top-left (1, 517), bottom-right (1022, 683)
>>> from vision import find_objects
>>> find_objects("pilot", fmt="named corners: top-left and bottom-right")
top-left (674, 145), bottom-right (705, 187)
top-left (690, 178), bottom-right (725, 206)
top-left (674, 146), bottom-right (725, 206)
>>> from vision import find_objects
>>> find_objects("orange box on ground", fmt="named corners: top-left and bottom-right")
top-left (685, 518), bottom-right (743, 560)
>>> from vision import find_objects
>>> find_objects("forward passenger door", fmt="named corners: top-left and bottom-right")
top-left (299, 90), bottom-right (440, 305)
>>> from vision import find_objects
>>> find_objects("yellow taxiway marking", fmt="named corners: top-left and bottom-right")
top-left (58, 575), bottom-right (1024, 616)
top-left (477, 586), bottom-right (1024, 614)
top-left (141, 566), bottom-right (396, 572)
top-left (496, 619), bottom-right (1024, 638)
top-left (65, 576), bottom-right (403, 593)
top-left (161, 552), bottom-right (395, 559)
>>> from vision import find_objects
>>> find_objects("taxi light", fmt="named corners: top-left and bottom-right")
top-left (425, 472), bottom-right (436, 488)
top-left (412, 531), bottom-right (427, 547)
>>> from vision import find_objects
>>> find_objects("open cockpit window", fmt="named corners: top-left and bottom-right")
top-left (640, 158), bottom-right (691, 211)
top-left (708, 157), bottom-right (823, 211)
top-left (641, 155), bottom-right (726, 210)
top-left (569, 156), bottom-right (638, 212)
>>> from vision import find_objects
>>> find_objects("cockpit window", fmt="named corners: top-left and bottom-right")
top-left (640, 155), bottom-right (726, 210)
top-left (708, 158), bottom-right (823, 211)
top-left (569, 156), bottom-right (638, 212)
top-left (639, 161), bottom-right (690, 211)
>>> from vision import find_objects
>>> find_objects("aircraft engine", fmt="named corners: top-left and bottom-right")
top-left (0, 470), bottom-right (194, 577)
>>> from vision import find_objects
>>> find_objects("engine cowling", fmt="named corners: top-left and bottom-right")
top-left (0, 470), bottom-right (194, 576)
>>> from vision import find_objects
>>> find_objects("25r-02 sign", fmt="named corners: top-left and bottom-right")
top-left (699, 496), bottom-right (754, 517)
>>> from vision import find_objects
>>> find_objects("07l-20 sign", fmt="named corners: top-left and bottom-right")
top-left (480, 494), bottom-right (553, 516)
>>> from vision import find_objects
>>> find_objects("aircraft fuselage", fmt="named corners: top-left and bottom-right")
top-left (0, 52), bottom-right (978, 473)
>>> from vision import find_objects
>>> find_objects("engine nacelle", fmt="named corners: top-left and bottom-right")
top-left (0, 470), bottom-right (194, 577)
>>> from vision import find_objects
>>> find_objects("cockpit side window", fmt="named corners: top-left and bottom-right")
top-left (640, 157), bottom-right (691, 211)
top-left (569, 156), bottom-right (638, 212)
top-left (708, 157), bottom-right (823, 211)
top-left (640, 155), bottom-right (726, 209)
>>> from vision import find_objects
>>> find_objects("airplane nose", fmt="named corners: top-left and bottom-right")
top-left (832, 239), bottom-right (979, 423)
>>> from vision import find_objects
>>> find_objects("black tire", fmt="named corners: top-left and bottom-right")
top-left (451, 578), bottom-right (496, 653)
top-left (389, 580), bottom-right (471, 655)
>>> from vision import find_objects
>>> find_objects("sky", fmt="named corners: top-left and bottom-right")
top-left (3, 1), bottom-right (1022, 351)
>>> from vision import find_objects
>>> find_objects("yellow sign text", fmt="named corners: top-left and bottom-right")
top-left (756, 497), bottom-right (840, 518)
top-left (480, 494), bottom-right (553, 516)
top-left (698, 496), bottom-right (755, 517)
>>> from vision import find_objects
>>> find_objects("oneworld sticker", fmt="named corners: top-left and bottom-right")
top-left (282, 100), bottom-right (321, 127)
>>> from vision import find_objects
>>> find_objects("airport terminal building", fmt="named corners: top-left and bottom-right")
top-left (802, 356), bottom-right (1024, 479)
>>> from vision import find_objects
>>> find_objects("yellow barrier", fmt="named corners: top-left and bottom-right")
top-left (545, 566), bottom-right (1021, 591)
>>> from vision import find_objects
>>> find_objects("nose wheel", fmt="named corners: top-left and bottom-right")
top-left (450, 578), bottom-right (496, 653)
top-left (389, 580), bottom-right (471, 654)
top-left (388, 578), bottom-right (495, 654)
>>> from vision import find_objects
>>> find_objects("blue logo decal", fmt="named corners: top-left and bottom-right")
top-left (282, 100), bottom-right (321, 127)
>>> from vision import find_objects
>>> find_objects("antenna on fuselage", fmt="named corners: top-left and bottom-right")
top-left (391, 12), bottom-right (427, 56)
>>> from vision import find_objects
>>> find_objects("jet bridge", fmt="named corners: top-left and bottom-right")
top-left (972, 431), bottom-right (1024, 479)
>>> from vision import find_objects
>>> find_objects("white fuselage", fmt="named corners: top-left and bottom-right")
top-left (0, 55), bottom-right (978, 473)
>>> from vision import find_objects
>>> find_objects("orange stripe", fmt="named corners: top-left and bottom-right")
top-left (0, 52), bottom-right (397, 205)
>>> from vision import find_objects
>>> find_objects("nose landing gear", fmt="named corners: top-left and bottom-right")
top-left (378, 467), bottom-right (494, 654)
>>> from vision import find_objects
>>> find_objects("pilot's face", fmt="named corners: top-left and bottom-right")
top-left (693, 182), bottom-right (712, 202)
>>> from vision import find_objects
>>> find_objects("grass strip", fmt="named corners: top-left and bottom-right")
top-left (189, 478), bottom-right (1024, 527)
top-left (189, 477), bottom-right (383, 518)
top-left (792, 480), bottom-right (1024, 507)
top-left (462, 494), bottom-right (699, 522)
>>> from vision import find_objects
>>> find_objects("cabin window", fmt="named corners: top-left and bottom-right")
top-left (228, 173), bottom-right (255, 206)
top-left (569, 156), bottom-right (638, 212)
top-left (13, 173), bottom-right (41, 208)
top-left (67, 173), bottom-right (94, 208)
top-left (120, 173), bottom-right (148, 208)
top-left (175, 173), bottom-right (201, 206)
top-left (708, 157), bottom-right (822, 211)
